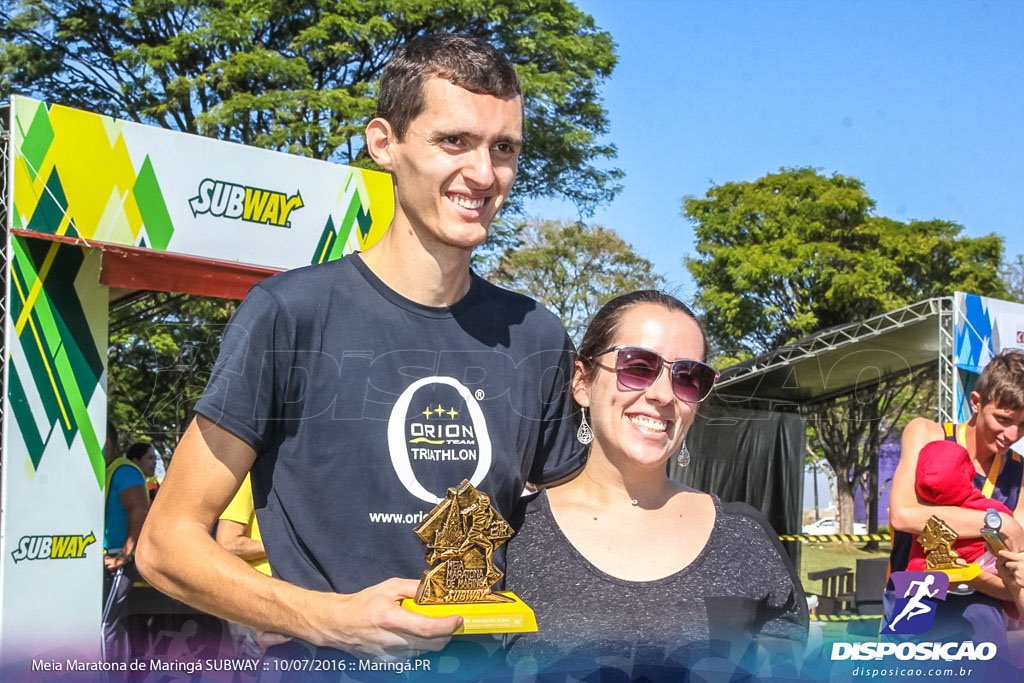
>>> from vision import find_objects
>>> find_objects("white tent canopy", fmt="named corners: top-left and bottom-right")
top-left (712, 297), bottom-right (954, 417)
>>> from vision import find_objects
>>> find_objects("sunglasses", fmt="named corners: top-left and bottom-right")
top-left (588, 346), bottom-right (719, 403)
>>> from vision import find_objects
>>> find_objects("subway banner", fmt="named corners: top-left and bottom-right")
top-left (1, 242), bottom-right (108, 663)
top-left (954, 291), bottom-right (1024, 432)
top-left (8, 94), bottom-right (394, 268)
top-left (1, 96), bottom-right (394, 663)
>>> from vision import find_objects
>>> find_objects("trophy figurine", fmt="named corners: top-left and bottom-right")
top-left (920, 515), bottom-right (980, 583)
top-left (401, 480), bottom-right (537, 633)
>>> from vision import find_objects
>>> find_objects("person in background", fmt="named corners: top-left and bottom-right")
top-left (903, 440), bottom-right (1018, 621)
top-left (126, 441), bottom-right (160, 500)
top-left (103, 437), bottom-right (151, 661)
top-left (217, 473), bottom-right (269, 656)
top-left (997, 548), bottom-right (1024, 616)
top-left (217, 473), bottom-right (269, 576)
top-left (888, 349), bottom-right (1024, 647)
top-left (504, 290), bottom-right (808, 677)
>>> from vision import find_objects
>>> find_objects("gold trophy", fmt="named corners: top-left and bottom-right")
top-left (400, 480), bottom-right (537, 634)
top-left (920, 515), bottom-right (981, 583)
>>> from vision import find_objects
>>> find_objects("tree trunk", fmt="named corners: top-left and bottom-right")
top-left (826, 463), bottom-right (838, 518)
top-left (808, 367), bottom-right (937, 546)
top-left (835, 468), bottom-right (857, 538)
top-left (813, 463), bottom-right (820, 520)
top-left (865, 438), bottom-right (881, 550)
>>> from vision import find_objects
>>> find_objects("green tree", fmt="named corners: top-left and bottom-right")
top-left (1, 0), bottom-right (621, 214)
top-left (472, 217), bottom-right (523, 276)
top-left (2, 1), bottom-right (625, 444)
top-left (684, 168), bottom-right (1007, 357)
top-left (108, 293), bottom-right (237, 447)
top-left (1001, 253), bottom-right (1024, 303)
top-left (488, 219), bottom-right (663, 342)
top-left (684, 168), bottom-right (1008, 534)
top-left (806, 367), bottom-right (936, 546)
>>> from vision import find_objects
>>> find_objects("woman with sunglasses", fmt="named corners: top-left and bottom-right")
top-left (504, 290), bottom-right (807, 676)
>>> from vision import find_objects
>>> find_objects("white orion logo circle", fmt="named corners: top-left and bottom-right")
top-left (387, 376), bottom-right (493, 503)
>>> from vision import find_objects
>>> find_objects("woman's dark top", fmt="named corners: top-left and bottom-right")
top-left (504, 491), bottom-right (808, 677)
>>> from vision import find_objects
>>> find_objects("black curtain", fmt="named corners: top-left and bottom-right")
top-left (669, 402), bottom-right (805, 567)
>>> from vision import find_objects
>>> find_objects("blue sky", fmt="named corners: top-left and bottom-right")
top-left (523, 0), bottom-right (1024, 301)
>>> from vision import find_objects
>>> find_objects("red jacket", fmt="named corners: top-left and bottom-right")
top-left (907, 440), bottom-right (1012, 570)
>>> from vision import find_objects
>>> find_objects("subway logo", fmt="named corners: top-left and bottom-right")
top-left (11, 533), bottom-right (96, 562)
top-left (188, 179), bottom-right (304, 228)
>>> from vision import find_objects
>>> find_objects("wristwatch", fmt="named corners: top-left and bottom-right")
top-left (954, 510), bottom-right (1004, 596)
top-left (984, 508), bottom-right (1002, 533)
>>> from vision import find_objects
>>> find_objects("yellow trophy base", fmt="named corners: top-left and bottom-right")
top-left (401, 592), bottom-right (537, 634)
top-left (933, 562), bottom-right (982, 583)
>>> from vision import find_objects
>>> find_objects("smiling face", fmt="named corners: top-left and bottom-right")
top-left (970, 392), bottom-right (1024, 456)
top-left (367, 76), bottom-right (522, 253)
top-left (575, 304), bottom-right (706, 471)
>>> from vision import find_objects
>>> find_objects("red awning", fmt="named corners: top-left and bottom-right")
top-left (12, 229), bottom-right (282, 299)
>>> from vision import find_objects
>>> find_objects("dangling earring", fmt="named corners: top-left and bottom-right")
top-left (577, 408), bottom-right (594, 445)
top-left (677, 441), bottom-right (691, 467)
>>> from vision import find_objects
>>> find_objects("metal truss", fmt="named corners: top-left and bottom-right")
top-left (1, 102), bottom-right (10, 484)
top-left (936, 296), bottom-right (955, 423)
top-left (716, 297), bottom-right (954, 391)
top-left (708, 395), bottom-right (802, 415)
top-left (0, 103), bottom-right (8, 227)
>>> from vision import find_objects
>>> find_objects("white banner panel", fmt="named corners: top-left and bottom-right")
top-left (954, 291), bottom-right (1024, 449)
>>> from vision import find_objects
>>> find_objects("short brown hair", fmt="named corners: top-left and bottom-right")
top-left (975, 349), bottom-right (1024, 410)
top-left (376, 34), bottom-right (522, 139)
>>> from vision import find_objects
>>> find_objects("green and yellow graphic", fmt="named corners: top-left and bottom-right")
top-left (12, 97), bottom-right (174, 249)
top-left (311, 168), bottom-right (392, 264)
top-left (2, 95), bottom-right (396, 657)
top-left (6, 96), bottom-right (394, 485)
top-left (7, 238), bottom-right (107, 487)
top-left (10, 95), bottom-right (393, 264)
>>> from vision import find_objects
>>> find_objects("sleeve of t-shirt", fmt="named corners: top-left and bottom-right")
top-left (724, 502), bottom-right (809, 642)
top-left (111, 465), bottom-right (146, 496)
top-left (193, 284), bottom-right (294, 454)
top-left (527, 330), bottom-right (588, 485)
top-left (220, 473), bottom-right (255, 525)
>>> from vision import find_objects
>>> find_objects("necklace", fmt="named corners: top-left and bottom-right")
top-left (579, 468), bottom-right (649, 508)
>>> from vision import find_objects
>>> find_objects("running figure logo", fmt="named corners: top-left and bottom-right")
top-left (882, 571), bottom-right (950, 635)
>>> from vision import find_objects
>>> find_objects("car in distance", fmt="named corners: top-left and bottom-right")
top-left (802, 517), bottom-right (867, 535)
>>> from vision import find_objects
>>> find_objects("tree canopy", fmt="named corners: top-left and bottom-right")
top-left (0, 1), bottom-right (628, 444)
top-left (487, 219), bottom-right (663, 342)
top-left (684, 168), bottom-right (1008, 358)
top-left (1001, 254), bottom-right (1024, 304)
top-left (1, 0), bottom-right (621, 214)
top-left (108, 292), bottom-right (236, 446)
top-left (684, 167), bottom-right (1008, 534)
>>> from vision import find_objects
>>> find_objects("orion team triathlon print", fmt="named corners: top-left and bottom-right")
top-left (387, 377), bottom-right (493, 506)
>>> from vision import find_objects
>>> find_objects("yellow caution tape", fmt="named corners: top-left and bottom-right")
top-left (810, 614), bottom-right (883, 622)
top-left (780, 533), bottom-right (891, 543)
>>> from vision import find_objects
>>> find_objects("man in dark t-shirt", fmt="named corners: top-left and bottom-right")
top-left (137, 34), bottom-right (585, 660)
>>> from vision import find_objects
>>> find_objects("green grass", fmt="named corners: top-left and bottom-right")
top-left (799, 542), bottom-right (890, 640)
top-left (799, 542), bottom-right (889, 588)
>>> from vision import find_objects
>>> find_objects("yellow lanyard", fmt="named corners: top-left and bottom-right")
top-left (957, 423), bottom-right (1000, 498)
